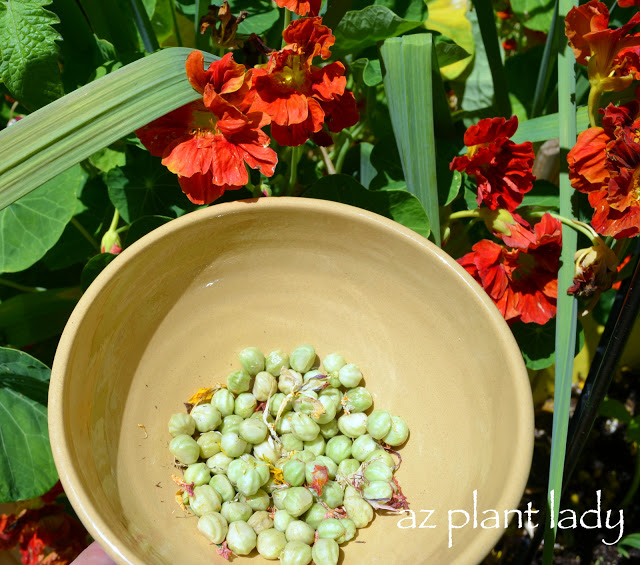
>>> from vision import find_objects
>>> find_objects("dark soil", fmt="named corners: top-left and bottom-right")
top-left (482, 367), bottom-right (640, 564)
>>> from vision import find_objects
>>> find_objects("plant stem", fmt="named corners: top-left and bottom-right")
top-left (289, 145), bottom-right (301, 193)
top-left (334, 137), bottom-right (351, 175)
top-left (282, 9), bottom-right (291, 46)
top-left (108, 208), bottom-right (120, 233)
top-left (70, 217), bottom-right (100, 250)
top-left (530, 211), bottom-right (599, 243)
top-left (448, 209), bottom-right (481, 221)
top-left (587, 84), bottom-right (602, 127)
top-left (0, 278), bottom-right (44, 293)
top-left (320, 147), bottom-right (337, 175)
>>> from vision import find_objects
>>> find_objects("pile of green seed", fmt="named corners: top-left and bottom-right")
top-left (167, 345), bottom-right (409, 565)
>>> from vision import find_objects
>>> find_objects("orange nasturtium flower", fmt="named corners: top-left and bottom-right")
top-left (565, 0), bottom-right (640, 124)
top-left (136, 53), bottom-right (277, 205)
top-left (274, 0), bottom-right (321, 17)
top-left (568, 100), bottom-right (640, 239)
top-left (250, 17), bottom-right (359, 147)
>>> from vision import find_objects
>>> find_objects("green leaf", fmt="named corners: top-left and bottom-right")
top-left (381, 34), bottom-right (439, 243)
top-left (520, 179), bottom-right (560, 209)
top-left (89, 144), bottom-right (127, 173)
top-left (76, 0), bottom-right (143, 57)
top-left (511, 106), bottom-right (590, 144)
top-left (333, 5), bottom-right (423, 56)
top-left (41, 176), bottom-right (109, 271)
top-left (435, 140), bottom-right (462, 206)
top-left (232, 0), bottom-right (280, 35)
top-left (105, 146), bottom-right (193, 223)
top-left (0, 48), bottom-right (217, 211)
top-left (304, 174), bottom-right (430, 237)
top-left (424, 0), bottom-right (474, 80)
top-left (0, 347), bottom-right (57, 502)
top-left (618, 534), bottom-right (640, 559)
top-left (50, 0), bottom-right (117, 90)
top-left (0, 165), bottom-right (87, 273)
top-left (351, 58), bottom-right (383, 87)
top-left (349, 0), bottom-right (429, 21)
top-left (598, 398), bottom-right (631, 425)
top-left (0, 287), bottom-right (81, 347)
top-left (368, 133), bottom-right (405, 190)
top-left (451, 7), bottom-right (493, 118)
top-left (511, 320), bottom-right (556, 370)
top-left (0, 0), bottom-right (63, 109)
top-left (627, 418), bottom-right (640, 444)
top-left (434, 36), bottom-right (471, 68)
top-left (81, 253), bottom-right (117, 291)
top-left (506, 45), bottom-right (547, 118)
top-left (511, 0), bottom-right (555, 32)
top-left (511, 320), bottom-right (584, 370)
top-left (122, 214), bottom-right (172, 247)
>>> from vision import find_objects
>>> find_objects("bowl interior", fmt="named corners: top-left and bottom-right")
top-left (50, 198), bottom-right (533, 565)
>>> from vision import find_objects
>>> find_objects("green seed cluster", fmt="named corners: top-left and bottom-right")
top-left (167, 345), bottom-right (410, 564)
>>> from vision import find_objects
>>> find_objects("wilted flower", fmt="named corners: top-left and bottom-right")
top-left (450, 116), bottom-right (535, 212)
top-left (199, 1), bottom-right (248, 50)
top-left (567, 238), bottom-right (618, 299)
top-left (458, 213), bottom-right (562, 325)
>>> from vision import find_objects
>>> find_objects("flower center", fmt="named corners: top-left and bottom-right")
top-left (513, 251), bottom-right (537, 280)
top-left (190, 108), bottom-right (219, 136)
top-left (275, 55), bottom-right (307, 90)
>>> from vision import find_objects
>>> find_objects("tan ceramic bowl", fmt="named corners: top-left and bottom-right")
top-left (49, 197), bottom-right (533, 565)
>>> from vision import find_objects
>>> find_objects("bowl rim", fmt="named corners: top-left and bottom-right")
top-left (48, 196), bottom-right (534, 565)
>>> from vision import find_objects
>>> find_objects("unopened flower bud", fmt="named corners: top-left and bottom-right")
top-left (100, 230), bottom-right (122, 254)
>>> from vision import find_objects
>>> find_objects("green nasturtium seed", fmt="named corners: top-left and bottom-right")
top-left (265, 350), bottom-right (290, 376)
top-left (227, 368), bottom-right (252, 394)
top-left (212, 388), bottom-right (235, 417)
top-left (257, 528), bottom-right (287, 559)
top-left (190, 403), bottom-right (222, 433)
top-left (280, 540), bottom-right (312, 565)
top-left (238, 347), bottom-right (266, 376)
top-left (169, 434), bottom-right (200, 465)
top-left (283, 487), bottom-right (313, 517)
top-left (290, 345), bottom-right (316, 373)
top-left (383, 415), bottom-right (409, 446)
top-left (168, 412), bottom-right (195, 436)
top-left (226, 520), bottom-right (257, 555)
top-left (312, 538), bottom-right (340, 565)
top-left (197, 512), bottom-right (228, 544)
top-left (247, 510), bottom-right (274, 535)
top-left (366, 409), bottom-right (392, 440)
top-left (184, 462), bottom-right (211, 486)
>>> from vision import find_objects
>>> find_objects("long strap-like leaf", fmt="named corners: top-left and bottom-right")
top-left (0, 47), bottom-right (216, 211)
top-left (380, 34), bottom-right (439, 245)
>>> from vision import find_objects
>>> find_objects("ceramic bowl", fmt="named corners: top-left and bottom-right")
top-left (49, 197), bottom-right (533, 565)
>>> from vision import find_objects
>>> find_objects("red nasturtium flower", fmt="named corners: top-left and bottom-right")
top-left (618, 0), bottom-right (640, 6)
top-left (458, 213), bottom-right (562, 325)
top-left (250, 17), bottom-right (359, 146)
top-left (565, 0), bottom-right (640, 118)
top-left (274, 0), bottom-right (321, 17)
top-left (136, 53), bottom-right (277, 205)
top-left (568, 100), bottom-right (640, 238)
top-left (450, 116), bottom-right (535, 212)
